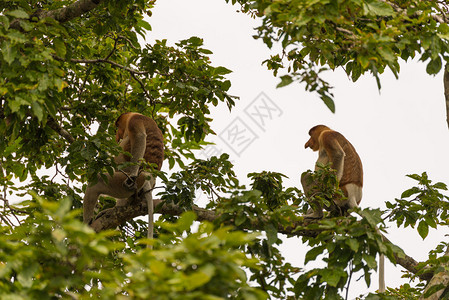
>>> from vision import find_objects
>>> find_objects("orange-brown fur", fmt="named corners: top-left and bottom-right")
top-left (305, 125), bottom-right (363, 203)
top-left (83, 112), bottom-right (164, 228)
top-left (303, 125), bottom-right (379, 288)
top-left (115, 112), bottom-right (164, 170)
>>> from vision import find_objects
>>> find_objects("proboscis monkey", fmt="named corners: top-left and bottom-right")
top-left (83, 112), bottom-right (164, 244)
top-left (301, 125), bottom-right (384, 292)
top-left (301, 125), bottom-right (363, 219)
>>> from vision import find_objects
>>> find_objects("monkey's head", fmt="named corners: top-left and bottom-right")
top-left (115, 112), bottom-right (132, 142)
top-left (305, 125), bottom-right (330, 151)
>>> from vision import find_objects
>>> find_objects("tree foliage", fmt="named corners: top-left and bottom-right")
top-left (230, 0), bottom-right (449, 111)
top-left (1, 0), bottom-right (449, 299)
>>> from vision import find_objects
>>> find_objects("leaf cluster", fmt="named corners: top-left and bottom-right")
top-left (302, 164), bottom-right (346, 216)
top-left (386, 172), bottom-right (449, 239)
top-left (0, 1), bottom-right (236, 204)
top-left (159, 154), bottom-right (240, 209)
top-left (364, 282), bottom-right (425, 300)
top-left (206, 171), bottom-right (302, 298)
top-left (0, 197), bottom-right (267, 299)
top-left (294, 209), bottom-right (400, 299)
top-left (1, 1), bottom-right (448, 299)
top-left (228, 0), bottom-right (449, 110)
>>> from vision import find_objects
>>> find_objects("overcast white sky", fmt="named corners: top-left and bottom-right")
top-left (147, 0), bottom-right (449, 297)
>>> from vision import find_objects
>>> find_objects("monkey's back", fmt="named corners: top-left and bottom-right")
top-left (333, 131), bottom-right (363, 188)
top-left (122, 114), bottom-right (164, 170)
top-left (143, 120), bottom-right (164, 170)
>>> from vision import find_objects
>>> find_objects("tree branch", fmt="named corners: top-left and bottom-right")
top-left (47, 117), bottom-right (75, 144)
top-left (379, 0), bottom-right (449, 24)
top-left (53, 55), bottom-right (156, 105)
top-left (419, 244), bottom-right (449, 300)
top-left (53, 56), bottom-right (149, 76)
top-left (11, 0), bottom-right (102, 30)
top-left (90, 198), bottom-right (433, 281)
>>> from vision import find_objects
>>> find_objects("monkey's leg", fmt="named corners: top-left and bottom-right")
top-left (127, 131), bottom-right (147, 178)
top-left (83, 183), bottom-right (103, 224)
top-left (300, 172), bottom-right (324, 219)
top-left (339, 183), bottom-right (362, 209)
top-left (115, 198), bottom-right (131, 206)
top-left (83, 172), bottom-right (135, 224)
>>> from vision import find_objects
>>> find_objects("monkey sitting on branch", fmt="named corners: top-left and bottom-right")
top-left (300, 125), bottom-right (386, 293)
top-left (83, 112), bottom-right (164, 243)
top-left (301, 125), bottom-right (363, 219)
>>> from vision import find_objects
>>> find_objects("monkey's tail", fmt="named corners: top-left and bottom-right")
top-left (147, 193), bottom-right (154, 249)
top-left (379, 253), bottom-right (385, 292)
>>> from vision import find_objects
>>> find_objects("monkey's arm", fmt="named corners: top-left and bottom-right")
top-left (322, 133), bottom-right (345, 181)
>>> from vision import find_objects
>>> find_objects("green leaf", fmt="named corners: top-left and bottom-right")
top-left (235, 212), bottom-right (246, 226)
top-left (168, 157), bottom-right (175, 169)
top-left (185, 264), bottom-right (214, 290)
top-left (2, 41), bottom-right (16, 65)
top-left (321, 268), bottom-right (343, 287)
top-left (363, 0), bottom-right (395, 17)
top-left (31, 101), bottom-right (44, 121)
top-left (5, 9), bottom-right (29, 19)
top-left (426, 57), bottom-right (442, 75)
top-left (214, 66), bottom-right (233, 75)
top-left (358, 56), bottom-right (370, 69)
top-left (305, 245), bottom-right (326, 263)
top-left (52, 228), bottom-right (66, 241)
top-left (377, 46), bottom-right (396, 63)
top-left (17, 263), bottom-right (39, 288)
top-left (177, 211), bottom-right (196, 232)
top-left (345, 239), bottom-right (359, 252)
top-left (54, 38), bottom-right (66, 57)
top-left (401, 187), bottom-right (421, 198)
top-left (55, 197), bottom-right (72, 219)
top-left (277, 75), bottom-right (293, 88)
top-left (10, 96), bottom-right (30, 112)
top-left (363, 253), bottom-right (377, 269)
top-left (137, 19), bottom-right (152, 31)
top-left (186, 36), bottom-right (203, 46)
top-left (321, 95), bottom-right (335, 113)
top-left (433, 182), bottom-right (448, 190)
top-left (0, 16), bottom-right (10, 29)
top-left (417, 220), bottom-right (429, 239)
top-left (424, 215), bottom-right (437, 229)
top-left (264, 223), bottom-right (278, 247)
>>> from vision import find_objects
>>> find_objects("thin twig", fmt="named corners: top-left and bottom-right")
top-left (345, 261), bottom-right (354, 300)
top-left (53, 55), bottom-right (149, 75)
top-left (129, 71), bottom-right (155, 105)
top-left (0, 214), bottom-right (13, 228)
top-left (104, 36), bottom-right (119, 61)
top-left (47, 117), bottom-right (75, 144)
